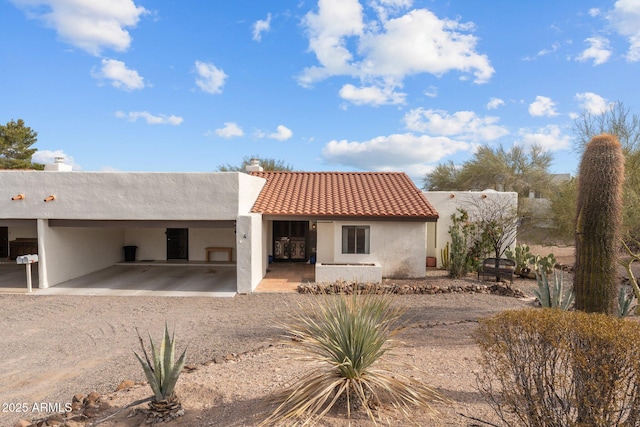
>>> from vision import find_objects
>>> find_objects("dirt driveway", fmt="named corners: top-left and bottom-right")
top-left (1, 288), bottom-right (534, 426)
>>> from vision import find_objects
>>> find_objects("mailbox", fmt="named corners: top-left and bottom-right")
top-left (16, 254), bottom-right (38, 264)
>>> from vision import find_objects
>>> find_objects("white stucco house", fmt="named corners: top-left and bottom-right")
top-left (0, 160), bottom-right (440, 293)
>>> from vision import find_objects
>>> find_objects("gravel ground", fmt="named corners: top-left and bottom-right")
top-left (2, 245), bottom-right (576, 426)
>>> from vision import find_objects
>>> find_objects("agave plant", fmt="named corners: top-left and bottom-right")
top-left (134, 324), bottom-right (187, 420)
top-left (261, 292), bottom-right (447, 426)
top-left (618, 286), bottom-right (635, 318)
top-left (534, 270), bottom-right (574, 311)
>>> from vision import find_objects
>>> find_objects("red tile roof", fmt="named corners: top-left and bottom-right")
top-left (250, 171), bottom-right (438, 220)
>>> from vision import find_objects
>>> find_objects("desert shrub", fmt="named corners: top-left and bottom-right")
top-left (262, 292), bottom-right (447, 426)
top-left (475, 309), bottom-right (640, 427)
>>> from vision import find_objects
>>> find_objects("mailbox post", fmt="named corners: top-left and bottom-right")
top-left (16, 254), bottom-right (38, 293)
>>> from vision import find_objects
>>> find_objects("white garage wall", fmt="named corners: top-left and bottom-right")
top-left (189, 228), bottom-right (236, 261)
top-left (124, 228), bottom-right (166, 260)
top-left (8, 225), bottom-right (38, 239)
top-left (38, 222), bottom-right (125, 288)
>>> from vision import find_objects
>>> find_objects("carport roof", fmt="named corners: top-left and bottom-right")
top-left (249, 171), bottom-right (439, 220)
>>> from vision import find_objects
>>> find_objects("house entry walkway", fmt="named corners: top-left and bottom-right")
top-left (255, 262), bottom-right (315, 293)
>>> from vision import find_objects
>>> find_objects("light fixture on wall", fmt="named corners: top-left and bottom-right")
top-left (44, 195), bottom-right (56, 202)
top-left (312, 222), bottom-right (317, 230)
top-left (11, 194), bottom-right (25, 200)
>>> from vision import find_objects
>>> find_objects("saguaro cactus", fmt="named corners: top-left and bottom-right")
top-left (574, 134), bottom-right (625, 314)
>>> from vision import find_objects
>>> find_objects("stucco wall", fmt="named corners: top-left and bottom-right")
top-left (236, 213), bottom-right (263, 293)
top-left (38, 221), bottom-right (125, 288)
top-left (424, 190), bottom-right (518, 268)
top-left (316, 221), bottom-right (335, 263)
top-left (316, 220), bottom-right (426, 278)
top-left (0, 171), bottom-right (264, 220)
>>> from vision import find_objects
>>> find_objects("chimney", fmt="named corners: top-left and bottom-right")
top-left (245, 158), bottom-right (263, 172)
top-left (44, 157), bottom-right (72, 172)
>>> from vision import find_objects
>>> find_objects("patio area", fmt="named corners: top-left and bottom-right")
top-left (255, 262), bottom-right (315, 293)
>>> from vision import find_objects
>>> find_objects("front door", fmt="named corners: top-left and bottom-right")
top-left (0, 227), bottom-right (7, 258)
top-left (166, 228), bottom-right (188, 260)
top-left (273, 221), bottom-right (308, 261)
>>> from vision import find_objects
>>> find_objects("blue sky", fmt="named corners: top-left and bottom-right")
top-left (2, 0), bottom-right (640, 184)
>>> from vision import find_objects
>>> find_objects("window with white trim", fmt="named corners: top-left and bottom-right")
top-left (342, 226), bottom-right (370, 254)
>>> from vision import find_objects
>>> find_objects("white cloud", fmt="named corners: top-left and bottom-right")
top-left (91, 58), bottom-right (144, 91)
top-left (32, 149), bottom-right (81, 170)
top-left (10, 0), bottom-right (147, 55)
top-left (528, 96), bottom-right (559, 117)
top-left (115, 111), bottom-right (183, 125)
top-left (487, 97), bottom-right (505, 110)
top-left (322, 133), bottom-right (470, 171)
top-left (516, 125), bottom-right (571, 152)
top-left (252, 13), bottom-right (271, 41)
top-left (268, 125), bottom-right (293, 141)
top-left (215, 122), bottom-right (244, 138)
top-left (576, 36), bottom-right (611, 65)
top-left (403, 108), bottom-right (508, 141)
top-left (339, 83), bottom-right (405, 105)
top-left (299, 2), bottom-right (494, 103)
top-left (589, 8), bottom-right (601, 17)
top-left (607, 0), bottom-right (640, 61)
top-left (575, 92), bottom-right (609, 114)
top-left (194, 61), bottom-right (227, 94)
top-left (537, 42), bottom-right (560, 57)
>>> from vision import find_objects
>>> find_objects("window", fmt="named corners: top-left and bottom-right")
top-left (342, 226), bottom-right (370, 254)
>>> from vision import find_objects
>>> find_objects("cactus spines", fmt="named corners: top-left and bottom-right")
top-left (574, 134), bottom-right (625, 314)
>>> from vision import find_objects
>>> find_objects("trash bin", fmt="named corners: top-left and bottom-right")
top-left (268, 255), bottom-right (273, 264)
top-left (123, 246), bottom-right (137, 262)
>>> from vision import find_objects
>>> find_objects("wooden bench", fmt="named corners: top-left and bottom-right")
top-left (478, 258), bottom-right (516, 283)
top-left (205, 247), bottom-right (233, 262)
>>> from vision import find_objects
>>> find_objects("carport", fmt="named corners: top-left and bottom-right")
top-left (0, 170), bottom-right (267, 294)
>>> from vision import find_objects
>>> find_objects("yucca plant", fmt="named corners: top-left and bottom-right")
top-left (534, 270), bottom-right (574, 310)
top-left (261, 292), bottom-right (448, 426)
top-left (134, 324), bottom-right (187, 420)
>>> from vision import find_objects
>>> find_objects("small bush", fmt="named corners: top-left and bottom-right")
top-left (475, 309), bottom-right (640, 427)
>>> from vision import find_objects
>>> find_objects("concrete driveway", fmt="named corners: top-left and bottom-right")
top-left (1, 262), bottom-right (237, 297)
top-left (0, 261), bottom-right (39, 292)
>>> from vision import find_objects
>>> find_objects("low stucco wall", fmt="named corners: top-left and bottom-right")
top-left (315, 262), bottom-right (382, 284)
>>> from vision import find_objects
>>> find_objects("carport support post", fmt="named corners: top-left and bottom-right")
top-left (236, 214), bottom-right (263, 293)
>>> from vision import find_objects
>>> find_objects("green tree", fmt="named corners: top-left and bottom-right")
top-left (217, 155), bottom-right (294, 172)
top-left (548, 177), bottom-right (578, 244)
top-left (423, 144), bottom-right (554, 198)
top-left (0, 119), bottom-right (44, 169)
top-left (422, 160), bottom-right (461, 190)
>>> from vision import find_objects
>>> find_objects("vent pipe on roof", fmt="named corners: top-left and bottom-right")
top-left (245, 158), bottom-right (263, 172)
